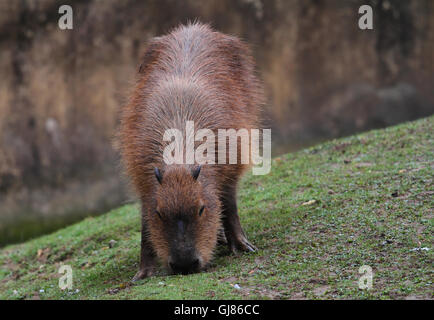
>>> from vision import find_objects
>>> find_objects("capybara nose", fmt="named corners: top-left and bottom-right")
top-left (169, 257), bottom-right (200, 274)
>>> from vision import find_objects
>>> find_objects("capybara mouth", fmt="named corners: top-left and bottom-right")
top-left (168, 258), bottom-right (201, 275)
top-left (170, 268), bottom-right (199, 275)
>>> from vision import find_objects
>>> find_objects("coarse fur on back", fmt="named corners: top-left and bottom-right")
top-left (119, 22), bottom-right (264, 278)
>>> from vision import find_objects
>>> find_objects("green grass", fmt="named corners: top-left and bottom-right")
top-left (1, 116), bottom-right (433, 300)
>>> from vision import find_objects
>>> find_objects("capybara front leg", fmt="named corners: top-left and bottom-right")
top-left (217, 228), bottom-right (228, 246)
top-left (132, 242), bottom-right (155, 281)
top-left (132, 213), bottom-right (156, 281)
top-left (221, 191), bottom-right (257, 254)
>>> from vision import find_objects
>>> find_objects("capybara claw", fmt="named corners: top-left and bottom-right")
top-left (242, 239), bottom-right (257, 252)
top-left (132, 268), bottom-right (154, 282)
top-left (229, 235), bottom-right (257, 254)
top-left (245, 242), bottom-right (257, 252)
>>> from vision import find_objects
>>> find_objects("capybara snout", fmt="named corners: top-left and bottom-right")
top-left (168, 249), bottom-right (201, 275)
top-left (167, 213), bottom-right (203, 274)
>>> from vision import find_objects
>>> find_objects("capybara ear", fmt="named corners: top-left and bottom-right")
top-left (154, 167), bottom-right (163, 184)
top-left (191, 165), bottom-right (201, 180)
top-left (138, 38), bottom-right (163, 74)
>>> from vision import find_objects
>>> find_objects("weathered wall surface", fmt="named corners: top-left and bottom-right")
top-left (0, 0), bottom-right (433, 244)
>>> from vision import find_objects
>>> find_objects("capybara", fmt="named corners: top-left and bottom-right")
top-left (119, 22), bottom-right (264, 280)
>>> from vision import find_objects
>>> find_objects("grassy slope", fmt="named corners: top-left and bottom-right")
top-left (0, 116), bottom-right (432, 300)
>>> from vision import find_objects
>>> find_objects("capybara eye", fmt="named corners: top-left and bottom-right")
top-left (155, 210), bottom-right (162, 219)
top-left (199, 206), bottom-right (205, 216)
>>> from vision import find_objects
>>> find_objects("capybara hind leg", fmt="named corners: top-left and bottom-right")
top-left (221, 191), bottom-right (257, 253)
top-left (132, 217), bottom-right (156, 281)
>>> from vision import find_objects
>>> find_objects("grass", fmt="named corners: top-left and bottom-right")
top-left (0, 116), bottom-right (433, 300)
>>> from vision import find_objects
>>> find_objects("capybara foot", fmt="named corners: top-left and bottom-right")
top-left (227, 233), bottom-right (257, 254)
top-left (132, 266), bottom-right (155, 281)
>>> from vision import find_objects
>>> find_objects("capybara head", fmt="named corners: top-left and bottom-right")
top-left (148, 165), bottom-right (221, 274)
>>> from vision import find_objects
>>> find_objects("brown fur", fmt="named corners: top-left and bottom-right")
top-left (119, 22), bottom-right (264, 278)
